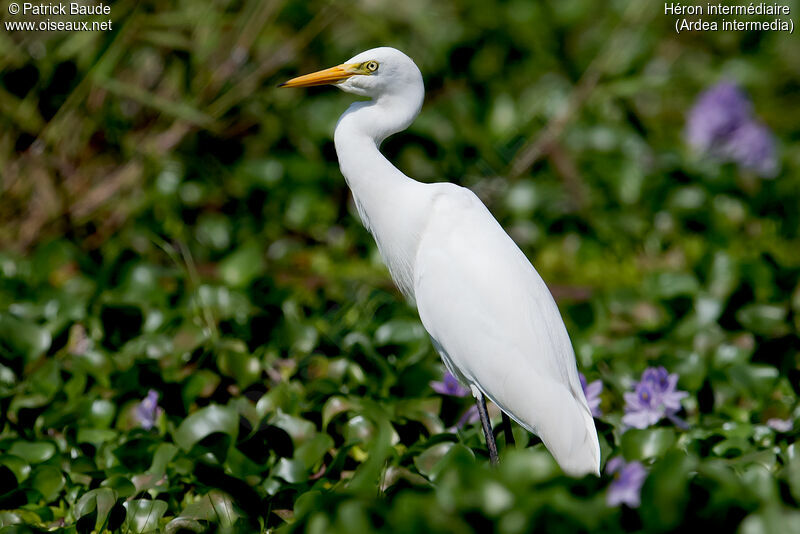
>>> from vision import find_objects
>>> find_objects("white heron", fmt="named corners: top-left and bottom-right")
top-left (280, 47), bottom-right (600, 476)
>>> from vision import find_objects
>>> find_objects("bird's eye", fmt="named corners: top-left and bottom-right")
top-left (365, 61), bottom-right (379, 72)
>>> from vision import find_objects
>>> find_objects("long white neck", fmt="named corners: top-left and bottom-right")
top-left (333, 94), bottom-right (432, 296)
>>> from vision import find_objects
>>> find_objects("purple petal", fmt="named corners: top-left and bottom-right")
top-left (585, 380), bottom-right (603, 398)
top-left (686, 82), bottom-right (752, 152)
top-left (456, 405), bottom-right (480, 428)
top-left (606, 459), bottom-right (647, 508)
top-left (636, 384), bottom-right (657, 407)
top-left (685, 82), bottom-right (778, 177)
top-left (606, 457), bottom-right (624, 474)
top-left (766, 418), bottom-right (793, 432)
top-left (625, 367), bottom-right (690, 429)
top-left (724, 120), bottom-right (778, 177)
top-left (666, 372), bottom-right (679, 393)
top-left (623, 391), bottom-right (644, 410)
top-left (641, 367), bottom-right (660, 384)
top-left (581, 376), bottom-right (603, 417)
top-left (641, 367), bottom-right (670, 393)
top-left (430, 380), bottom-right (452, 395)
top-left (665, 412), bottom-right (690, 430)
top-left (135, 389), bottom-right (162, 430)
top-left (430, 371), bottom-right (470, 397)
top-left (622, 408), bottom-right (662, 430)
top-left (661, 390), bottom-right (688, 412)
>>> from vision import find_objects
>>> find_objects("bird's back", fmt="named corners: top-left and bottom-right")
top-left (412, 183), bottom-right (600, 476)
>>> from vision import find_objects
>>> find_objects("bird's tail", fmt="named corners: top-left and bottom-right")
top-left (539, 386), bottom-right (601, 477)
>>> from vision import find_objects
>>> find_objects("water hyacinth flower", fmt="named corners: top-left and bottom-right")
top-left (766, 418), bottom-right (793, 432)
top-left (457, 405), bottom-right (480, 427)
top-left (431, 371), bottom-right (479, 428)
top-left (724, 120), bottom-right (778, 177)
top-left (686, 82), bottom-right (752, 152)
top-left (430, 371), bottom-right (470, 397)
top-left (580, 373), bottom-right (603, 417)
top-left (686, 81), bottom-right (778, 177)
top-left (135, 389), bottom-right (163, 430)
top-left (606, 457), bottom-right (647, 508)
top-left (622, 367), bottom-right (688, 429)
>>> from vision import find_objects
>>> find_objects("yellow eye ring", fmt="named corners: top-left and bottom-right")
top-left (365, 61), bottom-right (379, 72)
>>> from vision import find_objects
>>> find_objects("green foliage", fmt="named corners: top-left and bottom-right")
top-left (1, 0), bottom-right (799, 532)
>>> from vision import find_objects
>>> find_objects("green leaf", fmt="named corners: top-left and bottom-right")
top-left (0, 509), bottom-right (46, 528)
top-left (621, 428), bottom-right (676, 461)
top-left (708, 252), bottom-right (738, 299)
top-left (77, 428), bottom-right (117, 445)
top-left (640, 450), bottom-right (693, 532)
top-left (344, 415), bottom-right (376, 444)
top-left (123, 499), bottom-right (168, 533)
top-left (347, 401), bottom-right (397, 493)
top-left (174, 405), bottom-right (238, 451)
top-left (147, 443), bottom-right (179, 478)
top-left (219, 242), bottom-right (265, 288)
top-left (101, 476), bottom-right (137, 498)
top-left (736, 304), bottom-right (789, 337)
top-left (395, 398), bottom-right (444, 435)
top-left (728, 364), bottom-right (779, 397)
top-left (272, 412), bottom-right (316, 447)
top-left (669, 350), bottom-right (705, 391)
top-left (739, 509), bottom-right (800, 534)
top-left (498, 448), bottom-right (560, 484)
top-left (742, 464), bottom-right (779, 504)
top-left (182, 370), bottom-right (221, 408)
top-left (428, 443), bottom-right (476, 483)
top-left (292, 490), bottom-right (322, 520)
top-left (786, 453), bottom-right (800, 504)
top-left (165, 517), bottom-right (205, 533)
top-left (0, 314), bottom-right (51, 361)
top-left (375, 319), bottom-right (426, 345)
top-left (217, 345), bottom-right (262, 389)
top-left (273, 458), bottom-right (306, 483)
top-left (0, 456), bottom-right (30, 485)
top-left (76, 488), bottom-right (117, 532)
top-left (8, 442), bottom-right (56, 464)
top-left (29, 359), bottom-right (60, 399)
top-left (180, 490), bottom-right (240, 527)
top-left (28, 466), bottom-right (64, 503)
top-left (414, 442), bottom-right (455, 477)
top-left (644, 272), bottom-right (699, 299)
top-left (321, 396), bottom-right (355, 428)
top-left (296, 433), bottom-right (333, 471)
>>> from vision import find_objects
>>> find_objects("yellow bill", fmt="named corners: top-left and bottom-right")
top-left (278, 63), bottom-right (361, 88)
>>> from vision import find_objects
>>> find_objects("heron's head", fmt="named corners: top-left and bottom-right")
top-left (279, 47), bottom-right (423, 100)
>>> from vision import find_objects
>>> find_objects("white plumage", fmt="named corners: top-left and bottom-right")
top-left (281, 47), bottom-right (600, 476)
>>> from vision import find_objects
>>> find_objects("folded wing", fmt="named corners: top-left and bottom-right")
top-left (414, 183), bottom-right (600, 476)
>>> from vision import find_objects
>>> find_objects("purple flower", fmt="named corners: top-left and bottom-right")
top-left (622, 367), bottom-right (688, 429)
top-left (456, 405), bottom-right (480, 428)
top-left (686, 81), bottom-right (779, 178)
top-left (580, 373), bottom-right (603, 417)
top-left (606, 457), bottom-right (647, 508)
top-left (430, 371), bottom-right (470, 397)
top-left (686, 82), bottom-right (752, 152)
top-left (766, 418), bottom-right (793, 432)
top-left (431, 371), bottom-right (481, 429)
top-left (724, 121), bottom-right (778, 177)
top-left (135, 389), bottom-right (163, 430)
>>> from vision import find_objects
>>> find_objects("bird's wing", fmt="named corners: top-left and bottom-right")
top-left (413, 183), bottom-right (599, 476)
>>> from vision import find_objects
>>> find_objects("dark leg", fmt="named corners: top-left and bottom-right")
top-left (471, 386), bottom-right (498, 465)
top-left (501, 412), bottom-right (515, 448)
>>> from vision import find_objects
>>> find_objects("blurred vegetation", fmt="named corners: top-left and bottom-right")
top-left (2, 0), bottom-right (800, 532)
